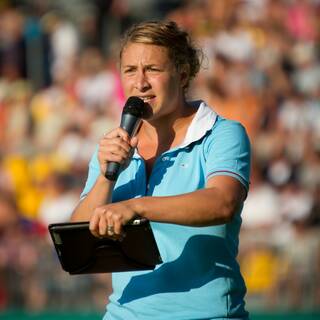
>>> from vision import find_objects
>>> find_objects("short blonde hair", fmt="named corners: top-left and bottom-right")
top-left (120, 20), bottom-right (202, 89)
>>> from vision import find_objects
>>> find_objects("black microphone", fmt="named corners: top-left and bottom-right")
top-left (105, 96), bottom-right (149, 181)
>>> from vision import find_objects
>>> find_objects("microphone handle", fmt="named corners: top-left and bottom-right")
top-left (105, 162), bottom-right (121, 181)
top-left (105, 114), bottom-right (142, 181)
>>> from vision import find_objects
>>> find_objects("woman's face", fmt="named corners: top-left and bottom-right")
top-left (120, 42), bottom-right (187, 121)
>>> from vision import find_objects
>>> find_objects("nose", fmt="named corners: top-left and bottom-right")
top-left (135, 70), bottom-right (150, 92)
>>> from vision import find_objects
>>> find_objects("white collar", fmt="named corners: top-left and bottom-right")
top-left (180, 100), bottom-right (217, 148)
top-left (133, 100), bottom-right (217, 157)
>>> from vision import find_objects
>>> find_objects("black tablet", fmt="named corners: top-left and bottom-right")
top-left (48, 219), bottom-right (162, 275)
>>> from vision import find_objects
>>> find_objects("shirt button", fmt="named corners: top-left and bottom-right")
top-left (162, 156), bottom-right (169, 161)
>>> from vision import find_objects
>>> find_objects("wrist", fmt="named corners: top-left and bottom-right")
top-left (95, 174), bottom-right (116, 203)
top-left (97, 173), bottom-right (115, 185)
top-left (128, 197), bottom-right (148, 219)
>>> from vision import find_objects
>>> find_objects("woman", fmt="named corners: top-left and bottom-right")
top-left (71, 21), bottom-right (251, 320)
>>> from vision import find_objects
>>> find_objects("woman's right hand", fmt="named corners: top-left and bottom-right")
top-left (98, 127), bottom-right (138, 177)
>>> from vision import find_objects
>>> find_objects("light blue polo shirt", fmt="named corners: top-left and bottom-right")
top-left (81, 101), bottom-right (251, 320)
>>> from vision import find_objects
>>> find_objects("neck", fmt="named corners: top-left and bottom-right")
top-left (139, 101), bottom-right (194, 144)
top-left (136, 100), bottom-right (196, 173)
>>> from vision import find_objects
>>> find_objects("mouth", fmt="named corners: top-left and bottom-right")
top-left (139, 95), bottom-right (155, 103)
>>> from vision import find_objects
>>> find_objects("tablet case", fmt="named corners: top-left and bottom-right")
top-left (48, 219), bottom-right (162, 275)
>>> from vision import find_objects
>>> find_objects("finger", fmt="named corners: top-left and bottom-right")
top-left (89, 208), bottom-right (104, 237)
top-left (100, 137), bottom-right (131, 153)
top-left (130, 136), bottom-right (138, 148)
top-left (98, 215), bottom-right (108, 236)
top-left (99, 142), bottom-right (131, 162)
top-left (98, 143), bottom-right (131, 166)
top-left (104, 128), bottom-right (130, 141)
top-left (104, 142), bottom-right (131, 156)
top-left (99, 149), bottom-right (129, 164)
top-left (110, 232), bottom-right (125, 242)
top-left (105, 153), bottom-right (128, 164)
top-left (106, 210), bottom-right (114, 236)
top-left (113, 213), bottom-right (122, 236)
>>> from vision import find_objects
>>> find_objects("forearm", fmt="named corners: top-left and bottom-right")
top-left (70, 175), bottom-right (115, 222)
top-left (130, 187), bottom-right (241, 227)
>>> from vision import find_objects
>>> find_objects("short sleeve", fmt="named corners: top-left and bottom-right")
top-left (204, 118), bottom-right (251, 190)
top-left (80, 148), bottom-right (100, 200)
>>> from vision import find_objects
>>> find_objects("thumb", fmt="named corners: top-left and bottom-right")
top-left (130, 136), bottom-right (138, 148)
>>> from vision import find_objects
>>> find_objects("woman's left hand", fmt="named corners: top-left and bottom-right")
top-left (89, 201), bottom-right (138, 239)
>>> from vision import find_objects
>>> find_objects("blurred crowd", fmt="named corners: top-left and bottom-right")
top-left (0, 0), bottom-right (319, 314)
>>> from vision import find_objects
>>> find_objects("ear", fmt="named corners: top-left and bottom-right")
top-left (179, 64), bottom-right (190, 89)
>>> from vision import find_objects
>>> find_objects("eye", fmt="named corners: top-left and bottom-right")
top-left (147, 66), bottom-right (161, 72)
top-left (123, 67), bottom-right (135, 74)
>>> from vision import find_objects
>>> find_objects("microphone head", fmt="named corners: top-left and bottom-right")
top-left (123, 96), bottom-right (150, 119)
